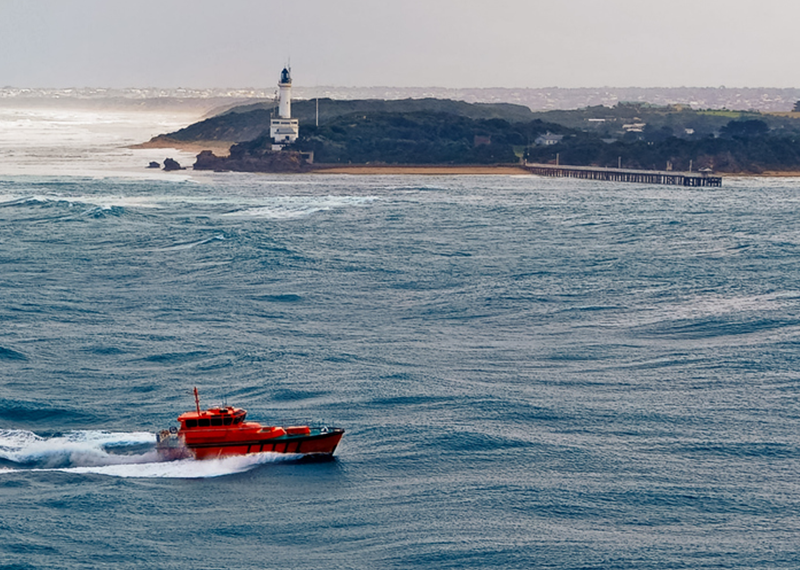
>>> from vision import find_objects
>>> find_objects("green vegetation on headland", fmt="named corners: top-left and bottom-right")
top-left (526, 115), bottom-right (800, 173)
top-left (230, 112), bottom-right (561, 165)
top-left (165, 98), bottom-right (539, 144)
top-left (152, 98), bottom-right (800, 174)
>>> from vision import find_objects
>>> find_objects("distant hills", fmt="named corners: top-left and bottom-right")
top-left (4, 86), bottom-right (800, 113)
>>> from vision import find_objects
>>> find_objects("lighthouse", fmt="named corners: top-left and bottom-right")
top-left (270, 66), bottom-right (299, 150)
top-left (278, 67), bottom-right (292, 118)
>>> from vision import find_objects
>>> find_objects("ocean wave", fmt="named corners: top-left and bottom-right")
top-left (0, 191), bottom-right (378, 220)
top-left (0, 195), bottom-right (37, 207)
top-left (221, 195), bottom-right (377, 219)
top-left (0, 401), bottom-right (97, 425)
top-left (155, 234), bottom-right (226, 251)
top-left (0, 194), bottom-right (163, 210)
top-left (0, 346), bottom-right (27, 360)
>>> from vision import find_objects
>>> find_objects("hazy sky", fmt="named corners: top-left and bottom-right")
top-left (2, 0), bottom-right (798, 89)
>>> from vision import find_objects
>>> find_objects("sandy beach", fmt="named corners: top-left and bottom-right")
top-left (309, 165), bottom-right (531, 175)
top-left (741, 171), bottom-right (800, 177)
top-left (131, 137), bottom-right (233, 156)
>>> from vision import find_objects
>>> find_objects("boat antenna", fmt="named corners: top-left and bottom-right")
top-left (194, 387), bottom-right (201, 415)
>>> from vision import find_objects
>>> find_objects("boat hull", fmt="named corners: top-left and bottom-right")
top-left (157, 392), bottom-right (345, 461)
top-left (159, 428), bottom-right (344, 460)
top-left (189, 429), bottom-right (344, 459)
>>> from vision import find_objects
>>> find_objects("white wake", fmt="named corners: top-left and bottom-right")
top-left (0, 429), bottom-right (301, 479)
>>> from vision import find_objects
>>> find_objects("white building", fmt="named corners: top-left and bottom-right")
top-left (270, 67), bottom-right (299, 150)
top-left (535, 132), bottom-right (563, 146)
top-left (622, 123), bottom-right (646, 133)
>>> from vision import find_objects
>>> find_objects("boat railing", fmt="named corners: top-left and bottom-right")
top-left (271, 418), bottom-right (337, 429)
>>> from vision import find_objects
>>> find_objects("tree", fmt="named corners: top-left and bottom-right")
top-left (720, 119), bottom-right (769, 139)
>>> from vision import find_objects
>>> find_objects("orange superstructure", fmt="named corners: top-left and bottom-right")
top-left (156, 388), bottom-right (344, 460)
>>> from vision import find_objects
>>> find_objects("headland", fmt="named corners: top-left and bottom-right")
top-left (138, 96), bottom-right (800, 177)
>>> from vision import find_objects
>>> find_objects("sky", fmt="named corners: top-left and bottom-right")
top-left (1, 0), bottom-right (799, 89)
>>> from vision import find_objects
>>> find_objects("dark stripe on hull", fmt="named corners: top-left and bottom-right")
top-left (185, 430), bottom-right (343, 457)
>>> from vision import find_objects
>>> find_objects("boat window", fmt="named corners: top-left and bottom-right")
top-left (185, 419), bottom-right (197, 429)
top-left (234, 417), bottom-right (242, 425)
top-left (211, 417), bottom-right (223, 426)
top-left (223, 417), bottom-right (232, 426)
top-left (198, 418), bottom-right (211, 427)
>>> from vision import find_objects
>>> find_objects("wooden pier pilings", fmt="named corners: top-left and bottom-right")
top-left (525, 163), bottom-right (722, 187)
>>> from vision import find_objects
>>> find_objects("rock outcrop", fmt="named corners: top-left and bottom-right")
top-left (193, 149), bottom-right (310, 173)
top-left (163, 158), bottom-right (183, 171)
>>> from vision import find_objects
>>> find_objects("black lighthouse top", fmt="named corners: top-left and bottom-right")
top-left (280, 67), bottom-right (291, 84)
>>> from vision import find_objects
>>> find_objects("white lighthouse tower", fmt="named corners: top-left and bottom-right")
top-left (270, 66), bottom-right (299, 150)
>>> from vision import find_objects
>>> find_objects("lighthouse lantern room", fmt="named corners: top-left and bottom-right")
top-left (270, 67), bottom-right (300, 150)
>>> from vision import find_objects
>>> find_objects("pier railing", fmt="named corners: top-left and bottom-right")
top-left (524, 162), bottom-right (722, 187)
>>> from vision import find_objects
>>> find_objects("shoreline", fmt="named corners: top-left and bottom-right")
top-left (132, 139), bottom-right (800, 177)
top-left (309, 165), bottom-right (531, 175)
top-left (130, 137), bottom-right (232, 156)
top-left (734, 170), bottom-right (800, 177)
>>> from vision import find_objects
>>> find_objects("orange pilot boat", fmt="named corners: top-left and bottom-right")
top-left (156, 388), bottom-right (344, 460)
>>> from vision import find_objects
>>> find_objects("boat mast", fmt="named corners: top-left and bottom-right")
top-left (194, 387), bottom-right (201, 415)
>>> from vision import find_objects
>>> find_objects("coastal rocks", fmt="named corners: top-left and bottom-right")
top-left (193, 149), bottom-right (310, 173)
top-left (163, 158), bottom-right (183, 171)
top-left (145, 159), bottom-right (185, 171)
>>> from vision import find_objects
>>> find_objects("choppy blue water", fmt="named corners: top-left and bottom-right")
top-left (1, 173), bottom-right (799, 569)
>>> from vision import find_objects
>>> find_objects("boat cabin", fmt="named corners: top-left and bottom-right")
top-left (178, 406), bottom-right (247, 429)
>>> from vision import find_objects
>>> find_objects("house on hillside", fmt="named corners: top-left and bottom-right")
top-left (535, 132), bottom-right (563, 146)
top-left (622, 123), bottom-right (646, 133)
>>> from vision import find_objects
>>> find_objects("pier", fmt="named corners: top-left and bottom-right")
top-left (524, 163), bottom-right (722, 187)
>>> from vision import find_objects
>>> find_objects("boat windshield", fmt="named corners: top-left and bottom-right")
top-left (183, 415), bottom-right (243, 429)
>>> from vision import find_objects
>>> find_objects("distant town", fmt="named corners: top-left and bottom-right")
top-left (3, 86), bottom-right (800, 113)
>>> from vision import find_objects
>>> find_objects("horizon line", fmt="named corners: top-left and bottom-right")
top-left (3, 85), bottom-right (800, 92)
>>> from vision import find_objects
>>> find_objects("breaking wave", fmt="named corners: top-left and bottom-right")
top-left (0, 191), bottom-right (378, 220)
top-left (221, 195), bottom-right (378, 219)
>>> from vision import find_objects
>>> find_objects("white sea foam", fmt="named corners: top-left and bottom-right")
top-left (0, 429), bottom-right (302, 478)
top-left (0, 106), bottom-right (201, 178)
top-left (5, 194), bottom-right (165, 210)
top-left (641, 291), bottom-right (800, 326)
top-left (0, 194), bottom-right (28, 205)
top-left (0, 191), bottom-right (379, 218)
top-left (221, 195), bottom-right (378, 219)
top-left (58, 452), bottom-right (302, 479)
top-left (0, 429), bottom-right (156, 467)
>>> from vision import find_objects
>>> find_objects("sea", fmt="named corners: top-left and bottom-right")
top-left (0, 104), bottom-right (799, 570)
